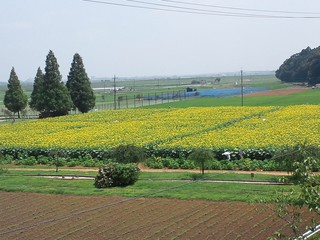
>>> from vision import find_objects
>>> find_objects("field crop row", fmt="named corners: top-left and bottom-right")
top-left (0, 191), bottom-right (318, 240)
top-left (0, 106), bottom-right (319, 155)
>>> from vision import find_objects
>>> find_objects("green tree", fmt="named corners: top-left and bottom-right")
top-left (275, 46), bottom-right (320, 85)
top-left (188, 148), bottom-right (214, 174)
top-left (40, 50), bottom-right (72, 118)
top-left (66, 53), bottom-right (95, 113)
top-left (3, 67), bottom-right (28, 118)
top-left (270, 144), bottom-right (320, 239)
top-left (29, 67), bottom-right (44, 111)
top-left (307, 53), bottom-right (320, 86)
top-left (112, 144), bottom-right (145, 164)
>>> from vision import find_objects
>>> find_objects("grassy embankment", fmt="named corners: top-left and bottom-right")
top-left (0, 168), bottom-right (292, 202)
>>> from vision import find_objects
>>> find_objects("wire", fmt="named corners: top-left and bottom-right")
top-left (125, 0), bottom-right (273, 18)
top-left (82, 0), bottom-right (320, 19)
top-left (82, 0), bottom-right (254, 17)
top-left (161, 0), bottom-right (320, 15)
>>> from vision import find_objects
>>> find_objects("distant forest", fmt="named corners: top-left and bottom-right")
top-left (276, 46), bottom-right (320, 85)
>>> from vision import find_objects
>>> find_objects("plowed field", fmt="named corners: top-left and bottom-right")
top-left (245, 86), bottom-right (309, 96)
top-left (0, 191), bottom-right (318, 240)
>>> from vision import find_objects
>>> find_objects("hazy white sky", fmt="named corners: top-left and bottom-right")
top-left (1, 0), bottom-right (320, 81)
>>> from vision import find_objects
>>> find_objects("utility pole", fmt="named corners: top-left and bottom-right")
top-left (241, 70), bottom-right (244, 106)
top-left (113, 75), bottom-right (116, 110)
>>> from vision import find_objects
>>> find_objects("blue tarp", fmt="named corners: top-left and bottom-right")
top-left (186, 87), bottom-right (267, 98)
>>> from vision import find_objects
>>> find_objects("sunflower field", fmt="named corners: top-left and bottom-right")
top-left (0, 105), bottom-right (319, 160)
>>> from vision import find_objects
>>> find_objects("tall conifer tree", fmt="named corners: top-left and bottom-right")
top-left (3, 67), bottom-right (27, 118)
top-left (41, 50), bottom-right (72, 118)
top-left (29, 67), bottom-right (44, 111)
top-left (67, 53), bottom-right (95, 113)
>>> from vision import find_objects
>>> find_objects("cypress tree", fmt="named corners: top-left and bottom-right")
top-left (41, 50), bottom-right (72, 118)
top-left (29, 67), bottom-right (44, 111)
top-left (3, 67), bottom-right (28, 118)
top-left (66, 53), bottom-right (95, 113)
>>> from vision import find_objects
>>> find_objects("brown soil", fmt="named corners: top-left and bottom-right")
top-left (0, 191), bottom-right (319, 240)
top-left (9, 165), bottom-right (292, 176)
top-left (245, 86), bottom-right (310, 96)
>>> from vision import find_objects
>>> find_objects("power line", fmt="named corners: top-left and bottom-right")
top-left (125, 0), bottom-right (273, 18)
top-left (82, 0), bottom-right (255, 17)
top-left (161, 0), bottom-right (320, 15)
top-left (82, 0), bottom-right (320, 19)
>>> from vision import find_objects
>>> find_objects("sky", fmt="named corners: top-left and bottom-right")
top-left (1, 0), bottom-right (320, 82)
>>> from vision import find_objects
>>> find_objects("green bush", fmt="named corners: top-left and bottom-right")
top-left (220, 160), bottom-right (236, 170)
top-left (180, 159), bottom-right (196, 169)
top-left (17, 156), bottom-right (37, 166)
top-left (112, 144), bottom-right (145, 164)
top-left (94, 162), bottom-right (140, 188)
top-left (145, 157), bottom-right (164, 169)
top-left (82, 159), bottom-right (98, 167)
top-left (188, 148), bottom-right (215, 174)
top-left (37, 155), bottom-right (50, 165)
top-left (66, 160), bottom-right (78, 167)
top-left (162, 157), bottom-right (180, 169)
top-left (207, 160), bottom-right (222, 170)
top-left (262, 160), bottom-right (277, 171)
top-left (51, 156), bottom-right (66, 172)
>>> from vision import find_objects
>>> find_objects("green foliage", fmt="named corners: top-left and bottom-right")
top-left (276, 46), bottom-right (320, 85)
top-left (275, 144), bottom-right (320, 177)
top-left (188, 148), bottom-right (215, 174)
top-left (66, 53), bottom-right (95, 113)
top-left (94, 162), bottom-right (140, 188)
top-left (0, 152), bottom-right (8, 174)
top-left (29, 67), bottom-right (44, 111)
top-left (112, 144), bottom-right (145, 164)
top-left (271, 144), bottom-right (320, 239)
top-left (50, 151), bottom-right (66, 172)
top-left (145, 157), bottom-right (196, 170)
top-left (17, 156), bottom-right (37, 166)
top-left (37, 155), bottom-right (50, 165)
top-left (39, 50), bottom-right (73, 118)
top-left (3, 67), bottom-right (28, 118)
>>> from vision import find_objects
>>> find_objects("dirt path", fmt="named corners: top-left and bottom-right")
top-left (245, 86), bottom-right (310, 97)
top-left (8, 166), bottom-right (291, 176)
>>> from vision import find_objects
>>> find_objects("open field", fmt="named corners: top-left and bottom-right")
top-left (0, 105), bottom-right (319, 152)
top-left (1, 74), bottom-right (319, 239)
top-left (145, 87), bottom-right (319, 108)
top-left (0, 191), bottom-right (319, 240)
top-left (0, 74), bottom-right (294, 113)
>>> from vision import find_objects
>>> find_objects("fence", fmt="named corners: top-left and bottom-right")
top-left (0, 90), bottom-right (191, 119)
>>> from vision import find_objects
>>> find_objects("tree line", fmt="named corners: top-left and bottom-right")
top-left (275, 46), bottom-right (320, 85)
top-left (3, 50), bottom-right (95, 118)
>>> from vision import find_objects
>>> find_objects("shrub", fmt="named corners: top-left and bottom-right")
top-left (207, 159), bottom-right (222, 170)
top-left (18, 156), bottom-right (37, 166)
top-left (112, 144), bottom-right (145, 164)
top-left (262, 160), bottom-right (277, 171)
top-left (162, 157), bottom-right (180, 169)
top-left (94, 162), bottom-right (140, 188)
top-left (66, 160), bottom-right (78, 167)
top-left (220, 160), bottom-right (236, 170)
top-left (145, 156), bottom-right (164, 169)
top-left (51, 156), bottom-right (66, 172)
top-left (82, 159), bottom-right (97, 167)
top-left (180, 159), bottom-right (196, 169)
top-left (37, 155), bottom-right (50, 165)
top-left (188, 148), bottom-right (215, 174)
